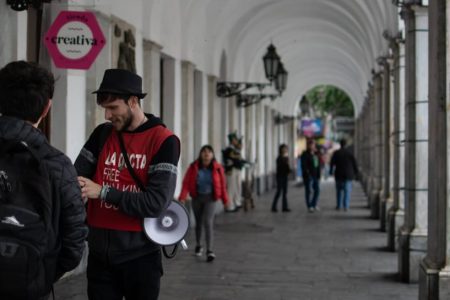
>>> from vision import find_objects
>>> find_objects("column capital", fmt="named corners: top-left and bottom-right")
top-left (143, 39), bottom-right (163, 52)
top-left (181, 60), bottom-right (196, 69)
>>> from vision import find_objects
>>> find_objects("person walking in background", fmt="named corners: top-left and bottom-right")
top-left (222, 132), bottom-right (247, 212)
top-left (0, 61), bottom-right (88, 299)
top-left (74, 68), bottom-right (180, 300)
top-left (329, 139), bottom-right (359, 211)
top-left (301, 139), bottom-right (322, 212)
top-left (271, 144), bottom-right (292, 212)
top-left (179, 145), bottom-right (229, 262)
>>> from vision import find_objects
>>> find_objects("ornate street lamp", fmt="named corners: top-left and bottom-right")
top-left (263, 43), bottom-right (281, 82)
top-left (274, 62), bottom-right (288, 95)
top-left (216, 42), bottom-right (286, 107)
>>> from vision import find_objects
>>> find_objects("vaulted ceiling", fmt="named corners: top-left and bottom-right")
top-left (145, 0), bottom-right (398, 115)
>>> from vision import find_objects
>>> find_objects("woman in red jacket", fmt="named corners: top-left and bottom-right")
top-left (179, 145), bottom-right (229, 262)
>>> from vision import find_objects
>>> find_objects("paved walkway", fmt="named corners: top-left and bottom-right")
top-left (54, 180), bottom-right (418, 300)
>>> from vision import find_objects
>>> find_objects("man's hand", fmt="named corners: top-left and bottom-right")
top-left (78, 176), bottom-right (102, 200)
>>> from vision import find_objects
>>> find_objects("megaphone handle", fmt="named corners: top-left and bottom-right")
top-left (162, 244), bottom-right (179, 259)
top-left (180, 239), bottom-right (188, 250)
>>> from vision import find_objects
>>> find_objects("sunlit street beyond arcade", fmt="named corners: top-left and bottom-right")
top-left (55, 181), bottom-right (417, 300)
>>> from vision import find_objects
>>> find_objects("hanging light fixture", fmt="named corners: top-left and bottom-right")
top-left (216, 42), bottom-right (287, 107)
top-left (263, 43), bottom-right (281, 82)
top-left (274, 62), bottom-right (288, 95)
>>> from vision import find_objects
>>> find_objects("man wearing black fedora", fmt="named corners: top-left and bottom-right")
top-left (74, 68), bottom-right (180, 300)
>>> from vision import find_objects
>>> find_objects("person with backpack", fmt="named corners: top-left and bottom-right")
top-left (178, 145), bottom-right (228, 262)
top-left (74, 69), bottom-right (180, 300)
top-left (329, 139), bottom-right (359, 211)
top-left (0, 61), bottom-right (88, 299)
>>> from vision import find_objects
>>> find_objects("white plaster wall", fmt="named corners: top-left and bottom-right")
top-left (201, 73), bottom-right (209, 146)
top-left (0, 5), bottom-right (27, 66)
top-left (65, 71), bottom-right (87, 162)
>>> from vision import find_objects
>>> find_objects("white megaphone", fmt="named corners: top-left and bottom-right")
top-left (143, 200), bottom-right (189, 258)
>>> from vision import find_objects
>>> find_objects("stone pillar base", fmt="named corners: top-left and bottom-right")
top-left (387, 207), bottom-right (404, 251)
top-left (365, 176), bottom-right (373, 208)
top-left (419, 260), bottom-right (450, 300)
top-left (398, 229), bottom-right (427, 283)
top-left (379, 193), bottom-right (392, 231)
top-left (370, 189), bottom-right (380, 219)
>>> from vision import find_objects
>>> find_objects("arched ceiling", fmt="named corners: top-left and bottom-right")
top-left (145, 0), bottom-right (398, 116)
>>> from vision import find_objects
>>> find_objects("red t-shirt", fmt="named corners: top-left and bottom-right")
top-left (87, 126), bottom-right (173, 231)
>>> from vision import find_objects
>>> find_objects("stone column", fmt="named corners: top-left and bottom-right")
top-left (359, 101), bottom-right (369, 194)
top-left (160, 56), bottom-right (177, 133)
top-left (0, 5), bottom-right (27, 66)
top-left (398, 4), bottom-right (429, 283)
top-left (370, 74), bottom-right (383, 219)
top-left (180, 61), bottom-right (195, 168)
top-left (143, 40), bottom-right (162, 117)
top-left (380, 59), bottom-right (391, 231)
top-left (208, 75), bottom-right (222, 152)
top-left (255, 102), bottom-right (265, 193)
top-left (419, 0), bottom-right (450, 298)
top-left (265, 106), bottom-right (274, 190)
top-left (387, 40), bottom-right (406, 251)
top-left (193, 70), bottom-right (205, 152)
top-left (271, 109), bottom-right (278, 188)
top-left (365, 87), bottom-right (375, 205)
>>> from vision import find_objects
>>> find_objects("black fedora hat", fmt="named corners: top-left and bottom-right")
top-left (93, 69), bottom-right (147, 99)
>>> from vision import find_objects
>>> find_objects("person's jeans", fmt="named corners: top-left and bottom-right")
top-left (192, 194), bottom-right (217, 251)
top-left (304, 177), bottom-right (320, 208)
top-left (272, 176), bottom-right (289, 210)
top-left (335, 180), bottom-right (352, 209)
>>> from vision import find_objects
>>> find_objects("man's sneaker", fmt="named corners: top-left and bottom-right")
top-left (195, 246), bottom-right (203, 257)
top-left (206, 250), bottom-right (216, 262)
top-left (308, 207), bottom-right (314, 213)
top-left (314, 206), bottom-right (321, 211)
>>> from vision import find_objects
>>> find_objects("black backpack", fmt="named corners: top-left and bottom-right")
top-left (0, 139), bottom-right (55, 299)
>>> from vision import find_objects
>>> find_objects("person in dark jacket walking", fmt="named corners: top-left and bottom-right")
top-left (329, 139), bottom-right (359, 211)
top-left (0, 61), bottom-right (88, 299)
top-left (74, 69), bottom-right (180, 300)
top-left (301, 139), bottom-right (322, 212)
top-left (271, 144), bottom-right (292, 212)
top-left (178, 145), bottom-right (228, 262)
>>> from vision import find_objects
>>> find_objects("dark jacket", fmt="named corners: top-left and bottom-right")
top-left (178, 160), bottom-right (229, 205)
top-left (74, 114), bottom-right (180, 264)
top-left (222, 146), bottom-right (247, 174)
top-left (300, 150), bottom-right (321, 180)
top-left (0, 116), bottom-right (88, 281)
top-left (276, 155), bottom-right (291, 178)
top-left (329, 147), bottom-right (358, 180)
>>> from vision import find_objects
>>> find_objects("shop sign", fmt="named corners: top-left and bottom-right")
top-left (44, 11), bottom-right (106, 69)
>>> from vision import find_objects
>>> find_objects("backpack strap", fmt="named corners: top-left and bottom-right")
top-left (116, 131), bottom-right (147, 192)
top-left (0, 140), bottom-right (42, 165)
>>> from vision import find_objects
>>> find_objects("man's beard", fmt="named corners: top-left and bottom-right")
top-left (118, 107), bottom-right (133, 131)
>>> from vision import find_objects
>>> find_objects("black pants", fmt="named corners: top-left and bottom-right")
top-left (272, 176), bottom-right (288, 210)
top-left (87, 250), bottom-right (163, 300)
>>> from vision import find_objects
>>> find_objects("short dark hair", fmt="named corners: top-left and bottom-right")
top-left (339, 139), bottom-right (347, 147)
top-left (0, 61), bottom-right (54, 123)
top-left (278, 143), bottom-right (288, 155)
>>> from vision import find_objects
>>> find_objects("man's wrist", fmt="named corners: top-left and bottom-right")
top-left (100, 185), bottom-right (110, 200)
